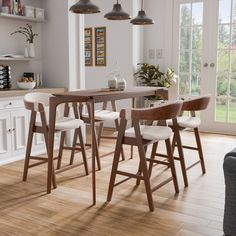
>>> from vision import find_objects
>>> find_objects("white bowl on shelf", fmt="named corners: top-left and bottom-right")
top-left (17, 82), bottom-right (36, 90)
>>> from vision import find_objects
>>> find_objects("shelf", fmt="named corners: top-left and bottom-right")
top-left (0, 13), bottom-right (46, 23)
top-left (0, 57), bottom-right (40, 62)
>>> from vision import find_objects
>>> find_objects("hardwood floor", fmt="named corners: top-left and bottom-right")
top-left (0, 130), bottom-right (234, 236)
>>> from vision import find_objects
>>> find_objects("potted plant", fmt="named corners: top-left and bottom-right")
top-left (134, 63), bottom-right (178, 101)
top-left (11, 24), bottom-right (38, 58)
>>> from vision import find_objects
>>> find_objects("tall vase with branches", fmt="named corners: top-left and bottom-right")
top-left (11, 24), bottom-right (38, 58)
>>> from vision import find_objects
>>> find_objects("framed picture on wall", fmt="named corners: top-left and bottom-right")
top-left (84, 28), bottom-right (93, 66)
top-left (95, 27), bottom-right (106, 66)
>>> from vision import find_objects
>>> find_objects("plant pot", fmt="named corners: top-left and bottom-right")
top-left (24, 46), bottom-right (29, 58)
top-left (29, 43), bottom-right (35, 58)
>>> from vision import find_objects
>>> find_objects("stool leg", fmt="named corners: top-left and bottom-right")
top-left (69, 129), bottom-right (79, 166)
top-left (43, 130), bottom-right (57, 189)
top-left (136, 146), bottom-right (148, 186)
top-left (40, 111), bottom-right (57, 189)
top-left (23, 111), bottom-right (36, 181)
top-left (107, 118), bottom-right (127, 202)
top-left (94, 127), bottom-right (101, 170)
top-left (134, 122), bottom-right (154, 212)
top-left (173, 129), bottom-right (188, 187)
top-left (97, 122), bottom-right (104, 146)
top-left (57, 131), bottom-right (66, 169)
top-left (194, 128), bottom-right (206, 174)
top-left (166, 139), bottom-right (179, 193)
top-left (115, 119), bottom-right (125, 161)
top-left (149, 142), bottom-right (158, 177)
top-left (78, 127), bottom-right (89, 175)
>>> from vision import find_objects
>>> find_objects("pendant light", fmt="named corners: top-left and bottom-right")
top-left (131, 0), bottom-right (154, 25)
top-left (104, 0), bottom-right (131, 20)
top-left (70, 0), bottom-right (100, 14)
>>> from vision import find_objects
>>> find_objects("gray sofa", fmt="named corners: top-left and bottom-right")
top-left (223, 149), bottom-right (236, 236)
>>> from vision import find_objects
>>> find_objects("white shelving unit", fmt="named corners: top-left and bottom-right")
top-left (0, 13), bottom-right (46, 23)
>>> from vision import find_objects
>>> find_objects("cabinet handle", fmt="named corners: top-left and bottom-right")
top-left (8, 102), bottom-right (12, 106)
top-left (7, 129), bottom-right (12, 133)
top-left (12, 128), bottom-right (15, 132)
top-left (203, 63), bottom-right (208, 67)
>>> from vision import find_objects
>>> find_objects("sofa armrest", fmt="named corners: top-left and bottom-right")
top-left (223, 155), bottom-right (236, 236)
top-left (225, 148), bottom-right (236, 158)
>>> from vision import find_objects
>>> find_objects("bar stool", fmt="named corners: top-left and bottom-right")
top-left (23, 93), bottom-right (88, 188)
top-left (73, 101), bottom-right (125, 170)
top-left (107, 101), bottom-right (183, 211)
top-left (169, 95), bottom-right (211, 185)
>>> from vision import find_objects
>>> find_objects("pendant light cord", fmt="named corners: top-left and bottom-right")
top-left (141, 0), bottom-right (144, 10)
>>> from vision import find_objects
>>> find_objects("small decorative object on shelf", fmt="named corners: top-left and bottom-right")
top-left (134, 63), bottom-right (178, 100)
top-left (35, 73), bottom-right (42, 88)
top-left (11, 24), bottom-right (38, 58)
top-left (107, 61), bottom-right (126, 90)
top-left (0, 65), bottom-right (12, 90)
top-left (17, 73), bottom-right (36, 90)
top-left (24, 5), bottom-right (34, 18)
top-left (117, 78), bottom-right (127, 90)
top-left (108, 78), bottom-right (117, 89)
top-left (18, 0), bottom-right (24, 16)
top-left (2, 0), bottom-right (12, 14)
top-left (35, 8), bottom-right (45, 20)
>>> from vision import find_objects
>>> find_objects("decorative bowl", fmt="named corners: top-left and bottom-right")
top-left (17, 82), bottom-right (36, 90)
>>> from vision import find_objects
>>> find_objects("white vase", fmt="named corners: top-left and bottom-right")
top-left (29, 43), bottom-right (35, 58)
top-left (24, 47), bottom-right (29, 58)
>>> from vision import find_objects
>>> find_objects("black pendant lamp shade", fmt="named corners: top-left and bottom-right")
top-left (131, 0), bottom-right (154, 25)
top-left (104, 0), bottom-right (131, 20)
top-left (70, 0), bottom-right (100, 14)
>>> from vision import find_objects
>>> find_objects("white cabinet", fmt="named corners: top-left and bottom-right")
top-left (0, 95), bottom-right (63, 166)
top-left (11, 109), bottom-right (29, 157)
top-left (0, 97), bottom-right (30, 165)
top-left (0, 111), bottom-right (12, 159)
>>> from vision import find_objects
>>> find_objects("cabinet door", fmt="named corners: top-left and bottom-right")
top-left (0, 111), bottom-right (11, 159)
top-left (11, 109), bottom-right (29, 157)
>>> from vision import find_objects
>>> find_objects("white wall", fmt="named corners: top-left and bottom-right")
top-left (41, 0), bottom-right (84, 90)
top-left (41, 0), bottom-right (70, 88)
top-left (0, 0), bottom-right (43, 89)
top-left (143, 0), bottom-right (177, 99)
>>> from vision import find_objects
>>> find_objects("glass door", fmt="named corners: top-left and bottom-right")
top-left (173, 0), bottom-right (236, 134)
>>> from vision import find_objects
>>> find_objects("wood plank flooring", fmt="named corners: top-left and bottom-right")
top-left (0, 131), bottom-right (235, 236)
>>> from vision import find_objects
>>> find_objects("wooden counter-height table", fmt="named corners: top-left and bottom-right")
top-left (47, 87), bottom-right (168, 204)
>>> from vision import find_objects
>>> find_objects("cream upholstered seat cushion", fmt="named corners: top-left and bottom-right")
top-left (114, 125), bottom-right (173, 141)
top-left (83, 110), bottom-right (120, 121)
top-left (36, 117), bottom-right (84, 131)
top-left (168, 116), bottom-right (201, 129)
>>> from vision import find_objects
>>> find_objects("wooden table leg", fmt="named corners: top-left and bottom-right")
top-left (47, 97), bottom-right (57, 194)
top-left (131, 97), bottom-right (135, 159)
top-left (90, 100), bottom-right (96, 205)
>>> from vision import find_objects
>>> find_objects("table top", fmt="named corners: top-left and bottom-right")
top-left (53, 86), bottom-right (168, 103)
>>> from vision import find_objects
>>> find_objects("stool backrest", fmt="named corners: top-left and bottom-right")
top-left (131, 101), bottom-right (183, 121)
top-left (181, 95), bottom-right (211, 111)
top-left (24, 93), bottom-right (53, 112)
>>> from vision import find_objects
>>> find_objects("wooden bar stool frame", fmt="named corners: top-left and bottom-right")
top-left (107, 101), bottom-right (183, 212)
top-left (172, 95), bottom-right (211, 185)
top-left (23, 95), bottom-right (89, 188)
top-left (69, 101), bottom-right (125, 171)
